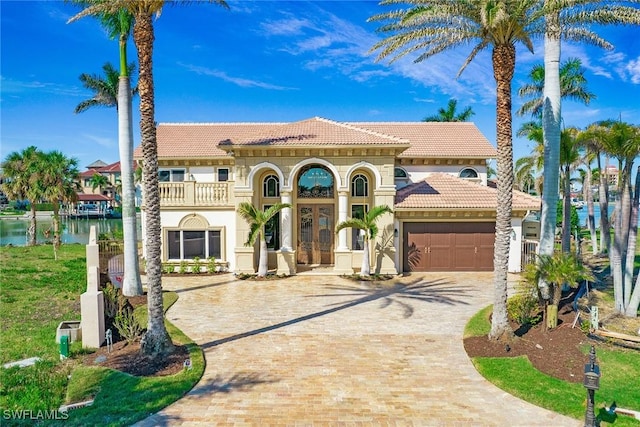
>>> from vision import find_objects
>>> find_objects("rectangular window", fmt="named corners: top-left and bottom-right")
top-left (159, 169), bottom-right (185, 182)
top-left (351, 205), bottom-right (367, 250)
top-left (183, 231), bottom-right (205, 259)
top-left (208, 230), bottom-right (222, 259)
top-left (218, 168), bottom-right (229, 182)
top-left (167, 231), bottom-right (181, 259)
top-left (264, 205), bottom-right (280, 250)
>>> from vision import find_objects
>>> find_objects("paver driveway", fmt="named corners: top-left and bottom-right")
top-left (135, 272), bottom-right (580, 426)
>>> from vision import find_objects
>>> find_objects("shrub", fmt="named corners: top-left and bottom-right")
top-left (179, 260), bottom-right (188, 274)
top-left (114, 304), bottom-right (143, 344)
top-left (207, 256), bottom-right (217, 273)
top-left (192, 256), bottom-right (201, 274)
top-left (163, 262), bottom-right (175, 274)
top-left (507, 278), bottom-right (541, 325)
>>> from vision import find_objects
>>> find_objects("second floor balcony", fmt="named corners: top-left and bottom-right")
top-left (159, 181), bottom-right (234, 207)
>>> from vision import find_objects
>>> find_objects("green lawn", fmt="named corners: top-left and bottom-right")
top-left (467, 305), bottom-right (640, 426)
top-left (0, 244), bottom-right (203, 426)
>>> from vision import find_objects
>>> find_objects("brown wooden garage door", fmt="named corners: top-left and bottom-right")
top-left (403, 222), bottom-right (495, 272)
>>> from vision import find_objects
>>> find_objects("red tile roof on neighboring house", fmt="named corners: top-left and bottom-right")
top-left (136, 117), bottom-right (496, 159)
top-left (77, 194), bottom-right (112, 202)
top-left (394, 173), bottom-right (540, 210)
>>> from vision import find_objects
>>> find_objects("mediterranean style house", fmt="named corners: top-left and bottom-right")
top-left (134, 117), bottom-right (540, 275)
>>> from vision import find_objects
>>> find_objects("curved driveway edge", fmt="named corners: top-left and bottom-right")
top-left (135, 273), bottom-right (581, 426)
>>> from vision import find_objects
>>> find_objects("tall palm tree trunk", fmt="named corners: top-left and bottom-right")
top-left (134, 12), bottom-right (173, 358)
top-left (562, 166), bottom-right (572, 253)
top-left (597, 154), bottom-right (611, 254)
top-left (583, 165), bottom-right (598, 254)
top-left (28, 206), bottom-right (37, 246)
top-left (52, 201), bottom-right (61, 260)
top-left (119, 75), bottom-right (143, 296)
top-left (361, 237), bottom-right (371, 277)
top-left (258, 238), bottom-right (268, 277)
top-left (489, 44), bottom-right (515, 342)
top-left (538, 6), bottom-right (561, 297)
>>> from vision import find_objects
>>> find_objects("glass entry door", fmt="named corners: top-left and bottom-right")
top-left (297, 204), bottom-right (334, 265)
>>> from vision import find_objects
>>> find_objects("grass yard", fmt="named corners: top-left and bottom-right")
top-left (465, 306), bottom-right (640, 426)
top-left (0, 244), bottom-right (203, 426)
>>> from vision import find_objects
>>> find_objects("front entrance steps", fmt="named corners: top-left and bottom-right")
top-left (296, 264), bottom-right (340, 276)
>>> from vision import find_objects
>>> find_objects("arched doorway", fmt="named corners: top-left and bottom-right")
top-left (296, 164), bottom-right (335, 265)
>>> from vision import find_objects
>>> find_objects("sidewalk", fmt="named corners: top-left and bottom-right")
top-left (135, 272), bottom-right (581, 426)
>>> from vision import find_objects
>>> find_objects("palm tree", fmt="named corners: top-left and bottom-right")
top-left (537, 0), bottom-right (640, 302)
top-left (559, 127), bottom-right (581, 253)
top-left (423, 98), bottom-right (474, 122)
top-left (89, 172), bottom-right (110, 194)
top-left (1, 146), bottom-right (44, 246)
top-left (335, 205), bottom-right (393, 278)
top-left (74, 62), bottom-right (137, 113)
top-left (515, 120), bottom-right (545, 195)
top-left (529, 252), bottom-right (594, 328)
top-left (517, 58), bottom-right (595, 118)
top-left (39, 151), bottom-right (80, 259)
top-left (369, 0), bottom-right (545, 341)
top-left (72, 7), bottom-right (143, 297)
top-left (237, 202), bottom-right (291, 277)
top-left (69, 0), bottom-right (229, 359)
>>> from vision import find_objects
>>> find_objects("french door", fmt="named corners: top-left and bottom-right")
top-left (297, 204), bottom-right (334, 265)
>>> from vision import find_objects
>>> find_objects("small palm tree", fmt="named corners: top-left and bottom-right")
top-left (335, 205), bottom-right (393, 278)
top-left (423, 98), bottom-right (474, 122)
top-left (237, 202), bottom-right (291, 277)
top-left (39, 151), bottom-right (80, 259)
top-left (89, 172), bottom-right (110, 194)
top-left (1, 146), bottom-right (44, 246)
top-left (528, 252), bottom-right (594, 329)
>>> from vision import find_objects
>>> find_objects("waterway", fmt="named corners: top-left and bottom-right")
top-left (0, 216), bottom-right (141, 246)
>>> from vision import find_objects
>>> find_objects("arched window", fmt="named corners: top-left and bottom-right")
top-left (263, 174), bottom-right (280, 197)
top-left (298, 165), bottom-right (334, 198)
top-left (459, 168), bottom-right (478, 179)
top-left (394, 167), bottom-right (408, 178)
top-left (351, 174), bottom-right (368, 197)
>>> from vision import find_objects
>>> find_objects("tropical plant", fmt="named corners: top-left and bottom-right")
top-left (335, 205), bottom-right (393, 278)
top-left (423, 98), bottom-right (474, 122)
top-left (237, 202), bottom-right (291, 277)
top-left (369, 0), bottom-right (544, 341)
top-left (38, 151), bottom-right (80, 259)
top-left (1, 146), bottom-right (44, 246)
top-left (516, 58), bottom-right (595, 118)
top-left (74, 62), bottom-right (137, 113)
top-left (559, 127), bottom-right (581, 253)
top-left (535, 0), bottom-right (640, 303)
top-left (89, 172), bottom-right (110, 193)
top-left (71, 6), bottom-right (143, 297)
top-left (69, 0), bottom-right (229, 359)
top-left (527, 252), bottom-right (594, 329)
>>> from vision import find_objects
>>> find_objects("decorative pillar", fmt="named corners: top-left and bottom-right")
top-left (277, 190), bottom-right (296, 275)
top-left (337, 191), bottom-right (348, 250)
top-left (334, 190), bottom-right (354, 274)
top-left (280, 191), bottom-right (293, 251)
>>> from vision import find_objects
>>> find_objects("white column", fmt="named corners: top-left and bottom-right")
top-left (281, 191), bottom-right (293, 251)
top-left (338, 191), bottom-right (348, 250)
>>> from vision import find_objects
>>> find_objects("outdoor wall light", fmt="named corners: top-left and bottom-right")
top-left (511, 228), bottom-right (516, 241)
top-left (394, 228), bottom-right (399, 238)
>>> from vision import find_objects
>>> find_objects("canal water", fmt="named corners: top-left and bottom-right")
top-left (0, 216), bottom-right (141, 246)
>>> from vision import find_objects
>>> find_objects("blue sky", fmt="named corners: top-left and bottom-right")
top-left (1, 1), bottom-right (639, 174)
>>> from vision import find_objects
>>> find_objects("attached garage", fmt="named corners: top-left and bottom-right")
top-left (402, 222), bottom-right (495, 272)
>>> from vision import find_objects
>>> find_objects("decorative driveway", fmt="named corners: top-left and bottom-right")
top-left (135, 272), bottom-right (580, 426)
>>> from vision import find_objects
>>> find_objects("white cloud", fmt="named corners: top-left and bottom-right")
top-left (82, 134), bottom-right (114, 149)
top-left (178, 63), bottom-right (296, 90)
top-left (626, 57), bottom-right (640, 84)
top-left (0, 76), bottom-right (83, 97)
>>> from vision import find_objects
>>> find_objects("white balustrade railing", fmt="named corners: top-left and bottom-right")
top-left (159, 181), bottom-right (233, 207)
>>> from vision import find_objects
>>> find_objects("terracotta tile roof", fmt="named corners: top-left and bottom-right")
top-left (96, 161), bottom-right (121, 173)
top-left (77, 194), bottom-right (112, 202)
top-left (350, 122), bottom-right (496, 158)
top-left (138, 117), bottom-right (495, 159)
top-left (219, 117), bottom-right (409, 148)
top-left (394, 173), bottom-right (540, 210)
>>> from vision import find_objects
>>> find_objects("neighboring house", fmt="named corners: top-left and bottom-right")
top-left (133, 117), bottom-right (540, 275)
top-left (78, 160), bottom-right (122, 205)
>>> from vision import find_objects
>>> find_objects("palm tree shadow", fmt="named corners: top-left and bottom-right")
top-left (201, 276), bottom-right (471, 350)
top-left (189, 372), bottom-right (279, 396)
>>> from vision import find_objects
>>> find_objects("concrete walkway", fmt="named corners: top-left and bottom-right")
top-left (135, 272), bottom-right (581, 426)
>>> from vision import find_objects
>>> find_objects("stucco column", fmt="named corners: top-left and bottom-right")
top-left (280, 191), bottom-right (293, 251)
top-left (337, 190), bottom-right (348, 250)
